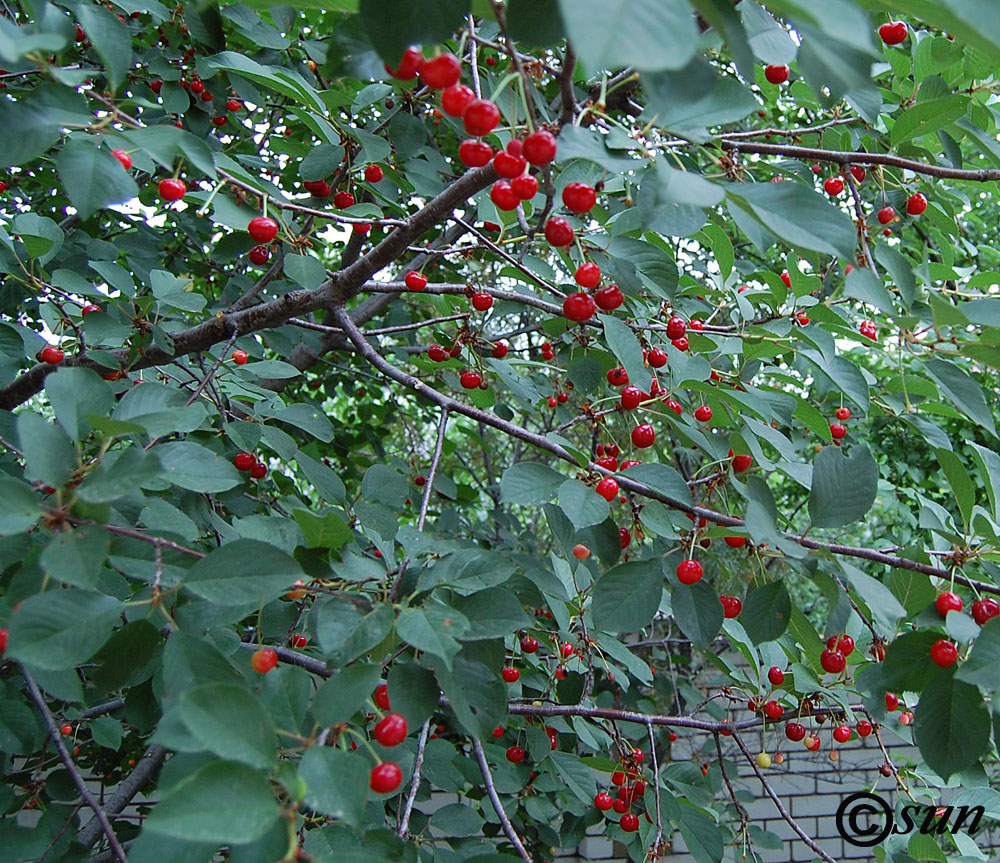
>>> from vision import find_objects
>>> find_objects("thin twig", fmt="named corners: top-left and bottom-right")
top-left (845, 166), bottom-right (879, 275)
top-left (471, 737), bottom-right (533, 863)
top-left (468, 15), bottom-right (482, 99)
top-left (183, 329), bottom-right (238, 407)
top-left (646, 722), bottom-right (663, 854)
top-left (418, 408), bottom-right (449, 531)
top-left (397, 719), bottom-right (432, 836)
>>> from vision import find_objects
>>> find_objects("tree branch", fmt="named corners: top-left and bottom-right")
top-left (397, 719), bottom-right (431, 837)
top-left (471, 737), bottom-right (533, 863)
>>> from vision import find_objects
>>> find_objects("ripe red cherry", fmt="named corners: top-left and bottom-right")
top-left (234, 452), bottom-right (256, 471)
top-left (563, 291), bottom-right (595, 323)
top-left (725, 536), bottom-right (746, 548)
top-left (505, 745), bottom-right (525, 763)
top-left (385, 45), bottom-right (422, 80)
top-left (731, 451), bottom-right (753, 472)
top-left (303, 179), bottom-right (331, 197)
top-left (492, 342), bottom-right (509, 359)
top-left (520, 635), bottom-right (538, 653)
top-left (227, 98), bottom-right (241, 112)
top-left (831, 634), bottom-right (854, 656)
top-left (39, 346), bottom-right (64, 364)
top-left (676, 559), bottom-right (703, 585)
top-left (190, 78), bottom-right (204, 94)
top-left (885, 692), bottom-right (899, 712)
top-left (833, 725), bottom-right (851, 744)
top-left (763, 701), bottom-right (783, 720)
top-left (290, 633), bottom-right (307, 648)
top-left (820, 649), bottom-right (846, 673)
top-left (859, 319), bottom-right (877, 340)
top-left (245, 245), bottom-right (270, 266)
top-left (851, 165), bottom-right (866, 183)
top-left (595, 792), bottom-right (614, 811)
top-left (575, 262), bottom-right (602, 288)
top-left (81, 304), bottom-right (101, 318)
top-left (460, 370), bottom-right (482, 389)
top-left (764, 64), bottom-right (789, 84)
top-left (824, 177), bottom-right (844, 196)
top-left (804, 734), bottom-right (821, 751)
top-left (620, 385), bottom-right (642, 410)
top-left (830, 423), bottom-right (847, 439)
top-left (370, 762), bottom-right (402, 793)
top-left (596, 478), bottom-right (619, 501)
top-left (972, 597), bottom-right (1000, 625)
top-left (248, 216), bottom-right (278, 243)
top-left (780, 271), bottom-right (792, 288)
top-left (768, 666), bottom-right (785, 685)
top-left (426, 344), bottom-right (449, 361)
top-left (374, 713), bottom-right (408, 746)
top-left (493, 149), bottom-right (527, 178)
top-left (250, 648), bottom-right (278, 673)
top-left (250, 460), bottom-right (267, 479)
top-left (877, 206), bottom-right (895, 225)
top-left (111, 149), bottom-right (132, 170)
top-left (545, 217), bottom-right (574, 247)
top-left (620, 813), bottom-right (639, 832)
top-left (562, 181), bottom-right (596, 213)
top-left (374, 684), bottom-right (391, 710)
top-left (936, 592), bottom-right (963, 615)
top-left (671, 336), bottom-right (689, 352)
top-left (333, 191), bottom-right (355, 209)
top-left (490, 180), bottom-right (520, 211)
top-left (511, 174), bottom-right (538, 199)
top-left (607, 367), bottom-right (628, 386)
top-left (404, 271), bottom-right (427, 291)
top-left (560, 643), bottom-right (575, 659)
top-left (364, 164), bottom-right (384, 183)
top-left (665, 399), bottom-right (682, 416)
top-left (232, 349), bottom-right (248, 365)
top-left (463, 99), bottom-right (501, 136)
top-left (419, 53), bottom-right (461, 89)
top-left (694, 405), bottom-right (712, 422)
top-left (931, 639), bottom-right (957, 667)
top-left (158, 178), bottom-right (186, 201)
top-left (212, 115), bottom-right (227, 127)
top-left (619, 527), bottom-right (631, 549)
top-left (835, 406), bottom-right (851, 420)
top-left (459, 139), bottom-right (493, 167)
top-left (471, 292), bottom-right (493, 311)
top-left (665, 317), bottom-right (686, 339)
top-left (879, 20), bottom-right (907, 45)
top-left (721, 595), bottom-right (742, 618)
top-left (441, 83), bottom-right (475, 117)
top-left (0, 627), bottom-right (8, 655)
top-left (785, 722), bottom-right (806, 742)
top-left (522, 129), bottom-right (557, 165)
top-left (594, 283), bottom-right (624, 311)
top-left (501, 665), bottom-right (520, 683)
top-left (151, 79), bottom-right (163, 93)
top-left (642, 347), bottom-right (665, 369)
top-left (631, 423), bottom-right (655, 449)
top-left (906, 192), bottom-right (927, 215)
top-left (857, 720), bottom-right (873, 737)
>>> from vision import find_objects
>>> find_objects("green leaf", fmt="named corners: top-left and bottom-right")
top-left (359, 0), bottom-right (469, 64)
top-left (969, 442), bottom-right (1000, 520)
top-left (881, 631), bottom-right (943, 692)
top-left (397, 605), bottom-right (469, 668)
top-left (559, 0), bottom-right (697, 72)
top-left (453, 588), bottom-right (533, 640)
top-left (155, 441), bottom-right (243, 493)
top-left (914, 669), bottom-right (991, 780)
top-left (874, 244), bottom-right (917, 310)
top-left (646, 159), bottom-right (724, 207)
top-left (283, 254), bottom-right (327, 290)
top-left (56, 138), bottom-right (139, 219)
top-left (558, 479), bottom-right (610, 531)
top-left (838, 562), bottom-right (907, 639)
top-left (179, 684), bottom-right (277, 770)
top-left (956, 617), bottom-right (1000, 691)
top-left (622, 462), bottom-right (693, 506)
top-left (143, 760), bottom-right (281, 844)
top-left (599, 314), bottom-right (651, 393)
top-left (726, 181), bottom-right (857, 260)
top-left (16, 411), bottom-right (75, 489)
top-left (592, 560), bottom-right (662, 632)
top-left (45, 367), bottom-right (114, 443)
top-left (298, 748), bottom-right (369, 826)
top-left (273, 403), bottom-right (335, 442)
top-left (741, 0), bottom-right (797, 64)
top-left (14, 213), bottom-right (63, 265)
top-left (430, 803), bottom-right (485, 837)
top-left (0, 477), bottom-right (41, 535)
top-left (924, 358), bottom-right (997, 437)
top-left (891, 96), bottom-right (969, 147)
top-left (740, 581), bottom-right (791, 644)
top-left (183, 540), bottom-right (304, 608)
top-left (312, 664), bottom-right (382, 725)
top-left (39, 526), bottom-right (110, 589)
top-left (387, 662), bottom-right (440, 730)
top-left (548, 749), bottom-right (596, 805)
top-left (295, 452), bottom-right (347, 505)
top-left (435, 657), bottom-right (506, 740)
top-left (91, 620), bottom-right (160, 695)
top-left (808, 445), bottom-right (878, 528)
top-left (679, 805), bottom-right (725, 863)
top-left (554, 125), bottom-right (638, 172)
top-left (843, 267), bottom-right (895, 314)
top-left (293, 509), bottom-right (352, 550)
top-left (75, 4), bottom-right (131, 91)
top-left (361, 464), bottom-right (408, 506)
top-left (501, 461), bottom-right (565, 505)
top-left (6, 589), bottom-right (123, 670)
top-left (671, 579), bottom-right (724, 649)
top-left (936, 448), bottom-right (975, 527)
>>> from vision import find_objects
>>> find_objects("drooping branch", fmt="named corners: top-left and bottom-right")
top-left (397, 719), bottom-right (432, 837)
top-left (471, 737), bottom-right (534, 863)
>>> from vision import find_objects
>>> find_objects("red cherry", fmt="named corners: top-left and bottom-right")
top-left (248, 216), bottom-right (278, 243)
top-left (190, 78), bottom-right (204, 94)
top-left (725, 536), bottom-right (746, 548)
top-left (226, 98), bottom-right (241, 112)
top-left (374, 684), bottom-right (391, 710)
top-left (250, 461), bottom-right (267, 480)
top-left (385, 46), bottom-right (422, 80)
top-left (936, 592), bottom-right (963, 615)
top-left (562, 181), bottom-right (596, 213)
top-left (404, 271), bottom-right (427, 292)
top-left (333, 191), bottom-right (355, 209)
top-left (158, 178), bottom-right (187, 201)
top-left (370, 762), bottom-right (402, 793)
top-left (972, 597), bottom-right (1000, 625)
top-left (248, 246), bottom-right (270, 266)
top-left (619, 527), bottom-right (631, 549)
top-left (506, 745), bottom-right (525, 763)
top-left (81, 304), bottom-right (101, 318)
top-left (419, 53), bottom-right (461, 89)
top-left (595, 792), bottom-right (614, 811)
top-left (374, 713), bottom-right (408, 746)
top-left (785, 722), bottom-right (806, 742)
top-left (804, 734), bottom-right (821, 751)
top-left (545, 216), bottom-right (574, 247)
top-left (830, 423), bottom-right (847, 439)
top-left (676, 559), bottom-right (703, 585)
top-left (646, 347), bottom-right (667, 368)
top-left (441, 83), bottom-right (475, 117)
top-left (39, 346), bottom-right (64, 364)
top-left (835, 406), bottom-right (851, 420)
top-left (820, 649), bottom-right (845, 673)
top-left (111, 149), bottom-right (132, 170)
top-left (234, 452), bottom-right (256, 471)
top-left (672, 336), bottom-right (689, 352)
top-left (463, 99), bottom-right (501, 136)
top-left (364, 164), bottom-right (384, 183)
top-left (768, 666), bottom-right (785, 685)
top-left (471, 292), bottom-right (493, 312)
top-left (877, 206), bottom-right (895, 225)
top-left (851, 165), bottom-right (866, 183)
top-left (201, 91), bottom-right (214, 102)
top-left (251, 648), bottom-right (278, 673)
top-left (694, 405), bottom-right (712, 422)
top-left (575, 262), bottom-right (602, 288)
top-left (721, 595), bottom-right (742, 618)
top-left (303, 179), bottom-right (331, 197)
top-left (665, 317), bottom-right (686, 340)
top-left (554, 667), bottom-right (567, 679)
top-left (563, 292), bottom-right (595, 323)
top-left (459, 139), bottom-right (493, 167)
top-left (493, 149), bottom-right (527, 178)
top-left (596, 478), bottom-right (619, 501)
top-left (490, 180), bottom-right (520, 211)
top-left (931, 639), bottom-right (957, 667)
top-left (879, 21), bottom-right (907, 45)
top-left (620, 813), bottom-right (639, 832)
top-left (607, 367), bottom-right (628, 386)
top-left (631, 423), bottom-right (655, 449)
top-left (620, 386), bottom-right (642, 410)
top-left (824, 177), bottom-right (844, 196)
top-left (906, 192), bottom-right (927, 215)
top-left (151, 79), bottom-right (163, 93)
top-left (832, 725), bottom-right (851, 743)
top-left (834, 634), bottom-right (855, 656)
top-left (511, 174), bottom-right (538, 199)
top-left (885, 692), bottom-right (899, 712)
top-left (212, 115), bottom-right (227, 127)
top-left (0, 627), bottom-right (7, 655)
top-left (594, 283), bottom-right (624, 310)
top-left (665, 399), bottom-right (682, 416)
top-left (460, 370), bottom-right (482, 390)
top-left (492, 342), bottom-right (509, 359)
top-left (764, 701), bottom-right (783, 720)
top-left (232, 349), bottom-right (248, 365)
top-left (764, 65), bottom-right (789, 84)
top-left (522, 129), bottom-right (557, 165)
top-left (290, 633), bottom-right (307, 648)
top-left (731, 451), bottom-right (753, 472)
top-left (520, 635), bottom-right (538, 653)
